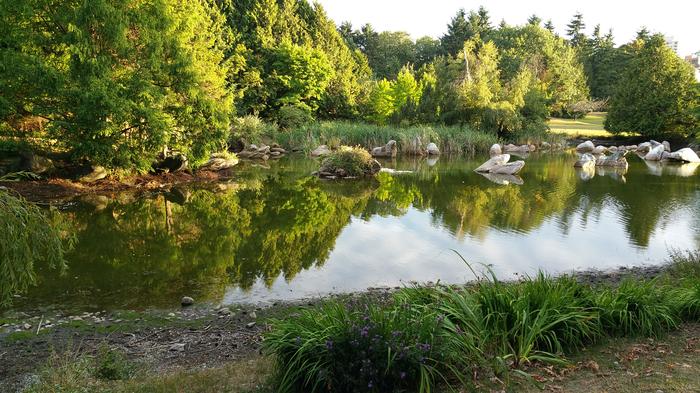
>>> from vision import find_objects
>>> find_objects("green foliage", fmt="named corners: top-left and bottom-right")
top-left (319, 147), bottom-right (377, 177)
top-left (94, 347), bottom-right (136, 381)
top-left (0, 0), bottom-right (233, 170)
top-left (276, 104), bottom-right (315, 130)
top-left (605, 35), bottom-right (700, 136)
top-left (0, 190), bottom-right (69, 306)
top-left (229, 115), bottom-right (279, 145)
top-left (264, 298), bottom-right (442, 393)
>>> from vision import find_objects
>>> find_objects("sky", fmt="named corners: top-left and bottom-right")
top-left (315, 0), bottom-right (699, 56)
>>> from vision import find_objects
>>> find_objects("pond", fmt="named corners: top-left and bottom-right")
top-left (5, 152), bottom-right (700, 312)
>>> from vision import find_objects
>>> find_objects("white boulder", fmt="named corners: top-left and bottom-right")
top-left (576, 140), bottom-right (595, 152)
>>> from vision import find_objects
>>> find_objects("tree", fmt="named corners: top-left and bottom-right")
top-left (0, 0), bottom-right (233, 170)
top-left (364, 31), bottom-right (416, 79)
top-left (566, 12), bottom-right (587, 48)
top-left (544, 20), bottom-right (555, 33)
top-left (606, 35), bottom-right (699, 136)
top-left (441, 8), bottom-right (471, 56)
top-left (527, 15), bottom-right (542, 26)
top-left (415, 36), bottom-right (442, 68)
top-left (365, 80), bottom-right (396, 124)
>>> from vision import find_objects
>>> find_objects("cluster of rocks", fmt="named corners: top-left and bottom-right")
top-left (198, 153), bottom-right (239, 171)
top-left (489, 142), bottom-right (564, 157)
top-left (576, 139), bottom-right (700, 164)
top-left (237, 143), bottom-right (286, 160)
top-left (574, 150), bottom-right (629, 170)
top-left (371, 140), bottom-right (398, 158)
top-left (369, 139), bottom-right (440, 158)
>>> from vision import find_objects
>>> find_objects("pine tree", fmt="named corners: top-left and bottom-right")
top-left (566, 12), bottom-right (587, 48)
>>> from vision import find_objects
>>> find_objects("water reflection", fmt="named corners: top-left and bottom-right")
top-left (7, 153), bottom-right (700, 310)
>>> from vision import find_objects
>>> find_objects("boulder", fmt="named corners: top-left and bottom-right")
top-left (200, 153), bottom-right (239, 171)
top-left (574, 153), bottom-right (596, 170)
top-left (238, 144), bottom-right (271, 160)
top-left (153, 153), bottom-right (188, 173)
top-left (644, 144), bottom-right (666, 161)
top-left (490, 160), bottom-right (525, 175)
top-left (79, 166), bottom-right (108, 183)
top-left (426, 142), bottom-right (440, 156)
top-left (608, 146), bottom-right (618, 153)
top-left (592, 145), bottom-right (607, 155)
top-left (371, 140), bottom-right (397, 158)
top-left (637, 142), bottom-right (652, 153)
top-left (540, 141), bottom-right (551, 150)
top-left (180, 296), bottom-right (194, 307)
top-left (310, 145), bottom-right (331, 157)
top-left (474, 154), bottom-right (510, 173)
top-left (503, 144), bottom-right (531, 153)
top-left (489, 144), bottom-right (502, 157)
top-left (20, 152), bottom-right (54, 174)
top-left (596, 151), bottom-right (629, 169)
top-left (662, 141), bottom-right (671, 152)
top-left (576, 140), bottom-right (595, 152)
top-left (666, 148), bottom-right (700, 163)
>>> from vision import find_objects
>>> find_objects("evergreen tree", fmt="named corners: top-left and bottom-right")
top-left (566, 12), bottom-right (587, 48)
top-left (544, 20), bottom-right (555, 33)
top-left (441, 9), bottom-right (472, 56)
top-left (527, 15), bottom-right (542, 26)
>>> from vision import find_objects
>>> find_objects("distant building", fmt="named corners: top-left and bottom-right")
top-left (664, 35), bottom-right (679, 53)
top-left (685, 54), bottom-right (700, 81)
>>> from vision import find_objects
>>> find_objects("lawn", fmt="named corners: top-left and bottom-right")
top-left (548, 112), bottom-right (614, 138)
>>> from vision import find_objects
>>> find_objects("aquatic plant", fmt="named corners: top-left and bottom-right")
top-left (319, 146), bottom-right (379, 177)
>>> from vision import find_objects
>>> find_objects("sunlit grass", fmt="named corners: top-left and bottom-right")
top-left (547, 112), bottom-right (616, 138)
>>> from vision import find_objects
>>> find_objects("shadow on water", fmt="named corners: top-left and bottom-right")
top-left (4, 153), bottom-right (699, 311)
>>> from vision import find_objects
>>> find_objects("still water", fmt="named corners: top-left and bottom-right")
top-left (6, 152), bottom-right (700, 311)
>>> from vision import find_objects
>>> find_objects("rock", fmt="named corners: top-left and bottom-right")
top-left (592, 145), bottom-right (607, 155)
top-left (426, 142), bottom-right (440, 156)
top-left (153, 153), bottom-right (188, 173)
top-left (540, 141), bottom-right (551, 149)
top-left (489, 144), bottom-right (502, 157)
top-left (238, 145), bottom-right (271, 160)
top-left (574, 153), bottom-right (596, 169)
top-left (576, 140), bottom-right (595, 152)
top-left (79, 166), bottom-right (108, 183)
top-left (246, 322), bottom-right (256, 328)
top-left (270, 147), bottom-right (286, 154)
top-left (217, 308), bottom-right (232, 316)
top-left (22, 323), bottom-right (31, 330)
top-left (637, 142), bottom-right (652, 153)
top-left (20, 152), bottom-right (54, 174)
top-left (503, 144), bottom-right (531, 153)
top-left (249, 311), bottom-right (257, 319)
top-left (666, 148), bottom-right (700, 163)
top-left (310, 145), bottom-right (331, 157)
top-left (596, 151), bottom-right (629, 169)
top-left (371, 140), bottom-right (397, 158)
top-left (644, 144), bottom-right (666, 161)
top-left (169, 343), bottom-right (186, 352)
top-left (199, 153), bottom-right (238, 171)
top-left (662, 141), bottom-right (671, 152)
top-left (490, 160), bottom-right (525, 175)
top-left (474, 154), bottom-right (510, 173)
top-left (180, 296), bottom-right (194, 307)
top-left (607, 146), bottom-right (618, 152)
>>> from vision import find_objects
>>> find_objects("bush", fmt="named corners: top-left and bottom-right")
top-left (94, 347), bottom-right (136, 381)
top-left (229, 115), bottom-right (279, 146)
top-left (319, 147), bottom-right (378, 177)
top-left (264, 299), bottom-right (442, 393)
top-left (276, 104), bottom-right (315, 131)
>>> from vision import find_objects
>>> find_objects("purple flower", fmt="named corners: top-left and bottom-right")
top-left (325, 340), bottom-right (333, 349)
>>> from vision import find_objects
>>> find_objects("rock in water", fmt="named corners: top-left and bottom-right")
top-left (474, 154), bottom-right (511, 173)
top-left (662, 141), bottom-right (671, 152)
top-left (481, 173), bottom-right (524, 185)
top-left (490, 160), bottom-right (525, 175)
top-left (637, 142), bottom-right (652, 153)
top-left (489, 144), bottom-right (502, 157)
top-left (371, 140), bottom-right (397, 158)
top-left (200, 153), bottom-right (238, 171)
top-left (644, 144), bottom-right (666, 161)
top-left (79, 166), bottom-right (108, 183)
top-left (576, 140), bottom-right (595, 152)
top-left (596, 151), bottom-right (629, 169)
top-left (666, 148), bottom-right (700, 163)
top-left (574, 153), bottom-right (596, 169)
top-left (592, 145), bottom-right (607, 155)
top-left (181, 296), bottom-right (194, 307)
top-left (426, 142), bottom-right (440, 156)
top-left (310, 145), bottom-right (331, 157)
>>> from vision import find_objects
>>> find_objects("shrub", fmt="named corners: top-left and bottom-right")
top-left (264, 299), bottom-right (442, 393)
top-left (319, 147), bottom-right (378, 177)
top-left (229, 115), bottom-right (278, 146)
top-left (94, 347), bottom-right (136, 381)
top-left (0, 190), bottom-right (70, 306)
top-left (276, 104), bottom-right (315, 131)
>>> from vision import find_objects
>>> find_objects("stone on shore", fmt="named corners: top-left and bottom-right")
top-left (489, 144), bottom-right (502, 157)
top-left (644, 144), bottom-right (666, 161)
top-left (79, 166), bottom-right (108, 183)
top-left (474, 154), bottom-right (510, 173)
top-left (181, 296), bottom-right (194, 307)
top-left (574, 153), bottom-right (596, 170)
top-left (666, 148), bottom-right (700, 163)
top-left (199, 153), bottom-right (239, 171)
top-left (310, 145), bottom-right (331, 157)
top-left (426, 142), bottom-right (440, 156)
top-left (592, 145), bottom-right (607, 155)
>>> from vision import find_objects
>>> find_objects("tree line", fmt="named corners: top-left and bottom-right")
top-left (1, 1), bottom-right (697, 170)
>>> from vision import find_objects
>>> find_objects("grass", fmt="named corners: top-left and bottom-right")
top-left (319, 146), bottom-right (378, 177)
top-left (271, 121), bottom-right (500, 156)
top-left (547, 112), bottom-right (615, 138)
top-left (263, 250), bottom-right (700, 392)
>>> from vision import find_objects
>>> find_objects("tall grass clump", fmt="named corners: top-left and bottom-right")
top-left (272, 121), bottom-right (499, 156)
top-left (595, 280), bottom-right (677, 337)
top-left (319, 146), bottom-right (378, 177)
top-left (264, 298), bottom-right (443, 393)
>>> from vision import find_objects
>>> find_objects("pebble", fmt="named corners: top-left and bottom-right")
top-left (246, 322), bottom-right (256, 328)
top-left (218, 308), bottom-right (232, 316)
top-left (181, 296), bottom-right (194, 307)
top-left (169, 343), bottom-right (186, 352)
top-left (22, 323), bottom-right (31, 330)
top-left (168, 313), bottom-right (175, 317)
top-left (249, 311), bottom-right (257, 319)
